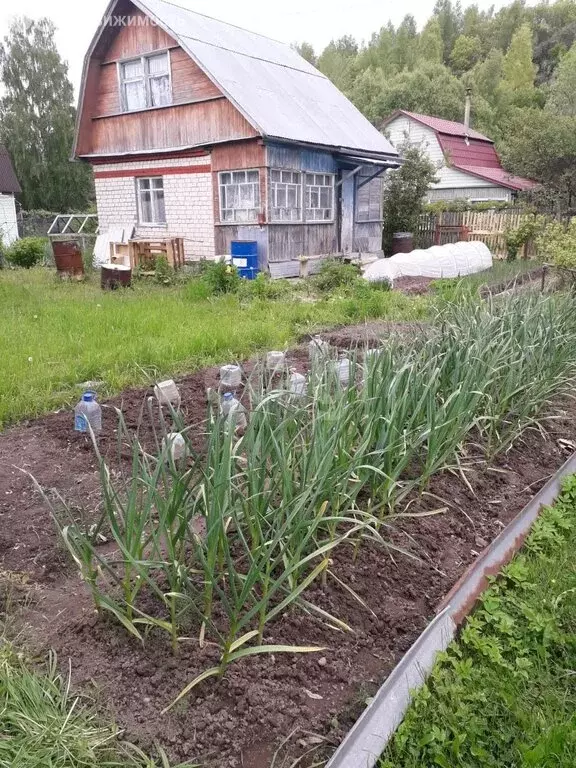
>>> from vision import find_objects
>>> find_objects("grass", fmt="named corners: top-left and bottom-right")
top-left (0, 642), bottom-right (193, 767)
top-left (380, 473), bottom-right (576, 768)
top-left (430, 258), bottom-right (542, 300)
top-left (0, 268), bottom-right (427, 428)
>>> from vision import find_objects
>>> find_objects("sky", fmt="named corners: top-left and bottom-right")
top-left (0, 0), bottom-right (522, 95)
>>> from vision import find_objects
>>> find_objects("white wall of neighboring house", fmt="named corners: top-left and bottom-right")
top-left (0, 193), bottom-right (19, 246)
top-left (93, 155), bottom-right (216, 260)
top-left (386, 116), bottom-right (511, 201)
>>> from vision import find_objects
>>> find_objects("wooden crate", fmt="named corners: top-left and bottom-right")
top-left (128, 238), bottom-right (185, 271)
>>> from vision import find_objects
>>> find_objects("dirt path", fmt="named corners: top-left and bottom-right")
top-left (1, 322), bottom-right (574, 768)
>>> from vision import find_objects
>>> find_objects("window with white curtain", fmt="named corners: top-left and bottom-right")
top-left (305, 173), bottom-right (334, 221)
top-left (269, 170), bottom-right (302, 221)
top-left (119, 52), bottom-right (171, 112)
top-left (136, 177), bottom-right (166, 225)
top-left (218, 170), bottom-right (260, 222)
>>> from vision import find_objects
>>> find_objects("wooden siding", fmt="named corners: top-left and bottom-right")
top-left (266, 143), bottom-right (337, 172)
top-left (88, 99), bottom-right (256, 155)
top-left (76, 1), bottom-right (257, 157)
top-left (353, 221), bottom-right (382, 253)
top-left (268, 224), bottom-right (337, 262)
top-left (215, 226), bottom-right (269, 269)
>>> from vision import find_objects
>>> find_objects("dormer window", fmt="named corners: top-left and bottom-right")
top-left (119, 52), bottom-right (171, 112)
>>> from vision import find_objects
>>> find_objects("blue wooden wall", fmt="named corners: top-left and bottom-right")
top-left (266, 142), bottom-right (337, 173)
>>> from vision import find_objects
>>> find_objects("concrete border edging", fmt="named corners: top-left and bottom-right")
top-left (326, 451), bottom-right (576, 768)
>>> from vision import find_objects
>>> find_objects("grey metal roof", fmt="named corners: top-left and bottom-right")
top-left (137, 0), bottom-right (399, 158)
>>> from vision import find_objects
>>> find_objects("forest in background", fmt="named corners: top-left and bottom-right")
top-left (296, 0), bottom-right (576, 211)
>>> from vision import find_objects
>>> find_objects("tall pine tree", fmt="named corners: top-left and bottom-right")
top-left (0, 17), bottom-right (93, 212)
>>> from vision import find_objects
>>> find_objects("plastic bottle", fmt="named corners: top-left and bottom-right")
top-left (74, 392), bottom-right (102, 433)
top-left (266, 351), bottom-right (286, 371)
top-left (161, 432), bottom-right (187, 462)
top-left (154, 379), bottom-right (181, 408)
top-left (308, 335), bottom-right (330, 363)
top-left (221, 392), bottom-right (247, 431)
top-left (289, 369), bottom-right (307, 397)
top-left (220, 364), bottom-right (242, 388)
top-left (336, 357), bottom-right (351, 387)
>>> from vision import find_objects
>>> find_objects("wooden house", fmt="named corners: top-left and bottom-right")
top-left (74, 0), bottom-right (400, 276)
top-left (383, 110), bottom-right (535, 203)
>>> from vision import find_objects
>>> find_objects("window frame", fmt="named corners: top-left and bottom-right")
top-left (218, 169), bottom-right (261, 224)
top-left (304, 172), bottom-right (335, 223)
top-left (268, 169), bottom-right (303, 223)
top-left (118, 50), bottom-right (172, 113)
top-left (136, 176), bottom-right (167, 226)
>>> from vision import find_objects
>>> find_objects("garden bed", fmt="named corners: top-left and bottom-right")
top-left (2, 317), bottom-right (576, 768)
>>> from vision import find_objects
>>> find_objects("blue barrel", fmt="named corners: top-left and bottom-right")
top-left (231, 241), bottom-right (259, 280)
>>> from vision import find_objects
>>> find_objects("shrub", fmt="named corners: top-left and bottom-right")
top-left (504, 215), bottom-right (545, 261)
top-left (154, 255), bottom-right (175, 285)
top-left (311, 259), bottom-right (361, 293)
top-left (237, 273), bottom-right (293, 301)
top-left (536, 218), bottom-right (576, 269)
top-left (6, 237), bottom-right (46, 269)
top-left (200, 260), bottom-right (241, 294)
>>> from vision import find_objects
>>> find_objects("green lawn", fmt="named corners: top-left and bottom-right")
top-left (380, 474), bottom-right (576, 768)
top-left (0, 268), bottom-right (426, 427)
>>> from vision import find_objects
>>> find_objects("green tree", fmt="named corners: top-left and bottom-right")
top-left (317, 35), bottom-right (359, 91)
top-left (382, 144), bottom-right (439, 252)
top-left (547, 41), bottom-right (576, 115)
top-left (377, 63), bottom-right (465, 123)
top-left (348, 67), bottom-right (388, 123)
top-left (294, 41), bottom-right (316, 66)
top-left (0, 17), bottom-right (93, 212)
top-left (498, 22), bottom-right (540, 108)
top-left (433, 0), bottom-right (463, 62)
top-left (419, 19), bottom-right (444, 65)
top-left (450, 34), bottom-right (482, 74)
top-left (468, 48), bottom-right (505, 102)
top-left (394, 15), bottom-right (418, 71)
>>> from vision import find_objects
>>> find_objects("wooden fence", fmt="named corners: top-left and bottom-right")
top-left (417, 208), bottom-right (538, 257)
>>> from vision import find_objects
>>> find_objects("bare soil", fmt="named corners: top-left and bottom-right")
top-left (1, 321), bottom-right (574, 768)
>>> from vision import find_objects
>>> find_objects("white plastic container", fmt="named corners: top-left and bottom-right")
top-left (266, 351), bottom-right (286, 371)
top-left (336, 357), bottom-right (351, 387)
top-left (74, 392), bottom-right (102, 433)
top-left (364, 348), bottom-right (381, 361)
top-left (162, 432), bottom-right (187, 462)
top-left (154, 379), bottom-right (181, 408)
top-left (289, 369), bottom-right (307, 396)
top-left (221, 392), bottom-right (247, 431)
top-left (308, 335), bottom-right (330, 363)
top-left (220, 364), bottom-right (242, 388)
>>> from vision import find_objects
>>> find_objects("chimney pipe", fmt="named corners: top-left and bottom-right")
top-left (464, 87), bottom-right (472, 130)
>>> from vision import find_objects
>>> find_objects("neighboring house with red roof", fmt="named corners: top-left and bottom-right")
top-left (0, 145), bottom-right (20, 247)
top-left (382, 110), bottom-right (536, 203)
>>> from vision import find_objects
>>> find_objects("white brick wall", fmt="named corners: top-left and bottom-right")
top-left (93, 155), bottom-right (216, 260)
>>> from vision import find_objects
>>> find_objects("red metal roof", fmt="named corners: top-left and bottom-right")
top-left (437, 135), bottom-right (501, 169)
top-left (455, 165), bottom-right (537, 192)
top-left (383, 110), bottom-right (536, 192)
top-left (390, 110), bottom-right (491, 142)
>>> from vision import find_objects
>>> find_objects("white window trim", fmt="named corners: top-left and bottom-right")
top-left (218, 169), bottom-right (260, 224)
top-left (117, 50), bottom-right (172, 113)
top-left (269, 168), bottom-right (303, 223)
top-left (136, 176), bottom-right (167, 226)
top-left (304, 172), bottom-right (335, 224)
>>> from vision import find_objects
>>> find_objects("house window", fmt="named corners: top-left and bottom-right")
top-left (120, 52), bottom-right (171, 112)
top-left (137, 177), bottom-right (166, 225)
top-left (269, 170), bottom-right (302, 221)
top-left (305, 173), bottom-right (334, 221)
top-left (219, 170), bottom-right (260, 222)
top-left (355, 173), bottom-right (383, 222)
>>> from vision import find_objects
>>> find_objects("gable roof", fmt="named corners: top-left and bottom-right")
top-left (0, 146), bottom-right (21, 196)
top-left (383, 109), bottom-right (536, 192)
top-left (77, 0), bottom-right (398, 160)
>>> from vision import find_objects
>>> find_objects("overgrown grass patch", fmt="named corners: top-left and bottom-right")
top-left (0, 642), bottom-right (193, 767)
top-left (431, 258), bottom-right (542, 301)
top-left (380, 474), bottom-right (576, 768)
top-left (0, 268), bottom-right (427, 427)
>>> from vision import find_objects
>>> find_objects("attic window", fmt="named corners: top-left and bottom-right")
top-left (120, 52), bottom-right (171, 112)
